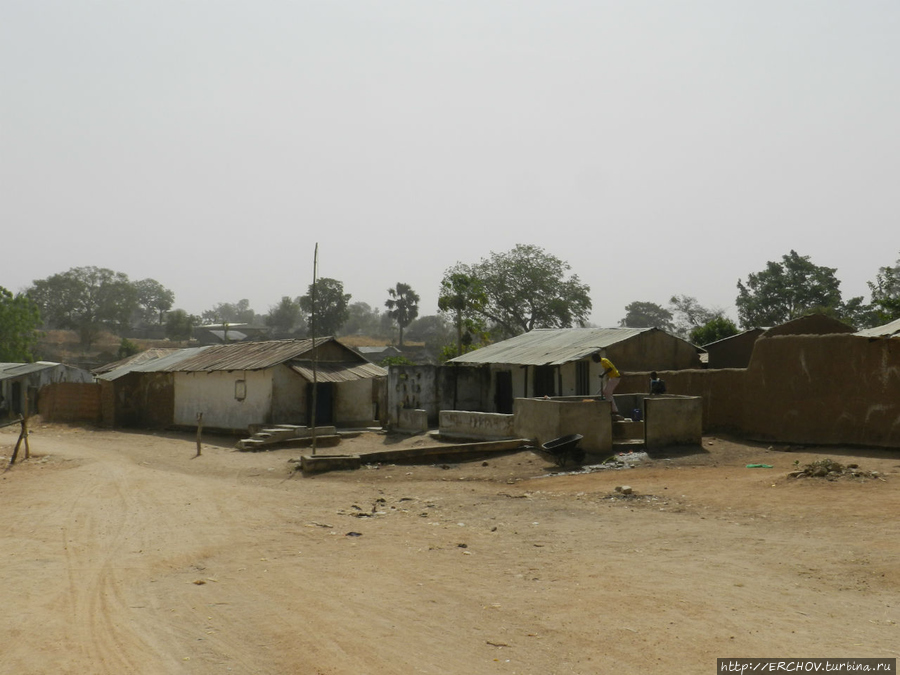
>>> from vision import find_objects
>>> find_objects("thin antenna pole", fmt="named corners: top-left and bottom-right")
top-left (311, 243), bottom-right (318, 455)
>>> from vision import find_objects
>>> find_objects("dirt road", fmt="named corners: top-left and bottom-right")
top-left (2, 424), bottom-right (898, 674)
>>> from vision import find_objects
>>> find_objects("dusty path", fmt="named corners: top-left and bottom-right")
top-left (1, 425), bottom-right (899, 674)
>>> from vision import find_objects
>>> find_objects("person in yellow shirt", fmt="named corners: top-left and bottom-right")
top-left (594, 355), bottom-right (622, 416)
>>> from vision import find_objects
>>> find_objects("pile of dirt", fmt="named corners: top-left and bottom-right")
top-left (788, 457), bottom-right (886, 481)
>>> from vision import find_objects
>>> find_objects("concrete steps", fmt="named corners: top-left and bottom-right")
top-left (236, 425), bottom-right (338, 451)
top-left (612, 418), bottom-right (645, 450)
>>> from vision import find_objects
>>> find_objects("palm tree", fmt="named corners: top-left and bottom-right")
top-left (385, 283), bottom-right (420, 347)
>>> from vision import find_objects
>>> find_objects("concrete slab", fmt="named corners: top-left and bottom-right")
top-left (300, 454), bottom-right (362, 474)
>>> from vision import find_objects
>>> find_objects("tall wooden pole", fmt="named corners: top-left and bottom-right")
top-left (195, 412), bottom-right (203, 457)
top-left (310, 243), bottom-right (318, 455)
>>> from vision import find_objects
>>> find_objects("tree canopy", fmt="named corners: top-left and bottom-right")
top-left (689, 316), bottom-right (739, 346)
top-left (385, 283), bottom-right (420, 347)
top-left (165, 309), bottom-right (195, 341)
top-left (735, 250), bottom-right (860, 329)
top-left (27, 266), bottom-right (140, 348)
top-left (299, 278), bottom-right (351, 337)
top-left (438, 268), bottom-right (489, 357)
top-left (619, 301), bottom-right (674, 331)
top-left (450, 244), bottom-right (591, 339)
top-left (133, 278), bottom-right (175, 326)
top-left (868, 252), bottom-right (900, 324)
top-left (265, 296), bottom-right (303, 336)
top-left (201, 299), bottom-right (257, 325)
top-left (340, 302), bottom-right (386, 338)
top-left (0, 286), bottom-right (42, 362)
top-left (668, 295), bottom-right (723, 338)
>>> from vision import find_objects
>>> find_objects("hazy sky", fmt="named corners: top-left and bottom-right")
top-left (3, 1), bottom-right (898, 327)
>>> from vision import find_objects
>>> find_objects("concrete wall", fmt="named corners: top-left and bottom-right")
top-left (272, 365), bottom-right (306, 424)
top-left (335, 378), bottom-right (380, 427)
top-left (514, 397), bottom-right (613, 454)
top-left (617, 369), bottom-right (746, 434)
top-left (388, 365), bottom-right (488, 427)
top-left (645, 396), bottom-right (703, 449)
top-left (174, 369), bottom-right (272, 431)
top-left (397, 408), bottom-right (428, 433)
top-left (439, 410), bottom-right (515, 440)
top-left (389, 366), bottom-right (439, 427)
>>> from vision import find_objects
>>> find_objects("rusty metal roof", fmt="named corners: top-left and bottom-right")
top-left (290, 361), bottom-right (387, 383)
top-left (160, 338), bottom-right (361, 372)
top-left (447, 327), bottom-right (652, 366)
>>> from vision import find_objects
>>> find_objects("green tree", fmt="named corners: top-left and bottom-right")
top-left (117, 337), bottom-right (141, 359)
top-left (201, 299), bottom-right (257, 325)
top-left (341, 302), bottom-right (386, 338)
top-left (0, 286), bottom-right (42, 362)
top-left (668, 295), bottom-right (721, 338)
top-left (868, 252), bottom-right (900, 324)
top-left (735, 250), bottom-right (857, 329)
top-left (405, 314), bottom-right (453, 345)
top-left (265, 296), bottom-right (303, 336)
top-left (27, 266), bottom-right (139, 348)
top-left (134, 278), bottom-right (175, 325)
top-left (689, 316), bottom-right (739, 346)
top-left (456, 244), bottom-right (591, 338)
top-left (438, 269), bottom-right (489, 356)
top-left (385, 282), bottom-right (420, 347)
top-left (299, 278), bottom-right (351, 336)
top-left (619, 301), bottom-right (674, 331)
top-left (165, 309), bottom-right (195, 341)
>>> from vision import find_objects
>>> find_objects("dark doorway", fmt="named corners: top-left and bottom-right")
top-left (11, 381), bottom-right (22, 415)
top-left (495, 370), bottom-right (513, 414)
top-left (306, 382), bottom-right (334, 426)
top-left (576, 361), bottom-right (590, 396)
top-left (533, 366), bottom-right (556, 398)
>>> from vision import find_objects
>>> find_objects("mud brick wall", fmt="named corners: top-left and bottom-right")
top-left (38, 382), bottom-right (102, 424)
top-left (618, 334), bottom-right (900, 449)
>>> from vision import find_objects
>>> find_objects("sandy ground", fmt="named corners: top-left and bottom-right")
top-left (1, 423), bottom-right (899, 675)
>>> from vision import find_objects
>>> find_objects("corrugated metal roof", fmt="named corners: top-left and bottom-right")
top-left (855, 317), bottom-right (900, 338)
top-left (93, 349), bottom-right (182, 375)
top-left (95, 347), bottom-right (211, 381)
top-left (291, 361), bottom-right (387, 383)
top-left (162, 338), bottom-right (337, 372)
top-left (0, 361), bottom-right (60, 380)
top-left (447, 327), bottom-right (653, 366)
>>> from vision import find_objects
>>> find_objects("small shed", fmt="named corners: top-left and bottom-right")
top-left (445, 327), bottom-right (701, 413)
top-left (97, 338), bottom-right (387, 432)
top-left (703, 329), bottom-right (767, 370)
top-left (0, 362), bottom-right (93, 420)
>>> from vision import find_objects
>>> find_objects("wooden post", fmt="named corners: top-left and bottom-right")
top-left (8, 416), bottom-right (26, 468)
top-left (23, 390), bottom-right (30, 459)
top-left (195, 412), bottom-right (203, 457)
top-left (22, 414), bottom-right (30, 460)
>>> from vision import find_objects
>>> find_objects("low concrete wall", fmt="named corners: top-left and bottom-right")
top-left (397, 408), bottom-right (428, 434)
top-left (439, 410), bottom-right (515, 440)
top-left (514, 397), bottom-right (612, 454)
top-left (645, 396), bottom-right (703, 449)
